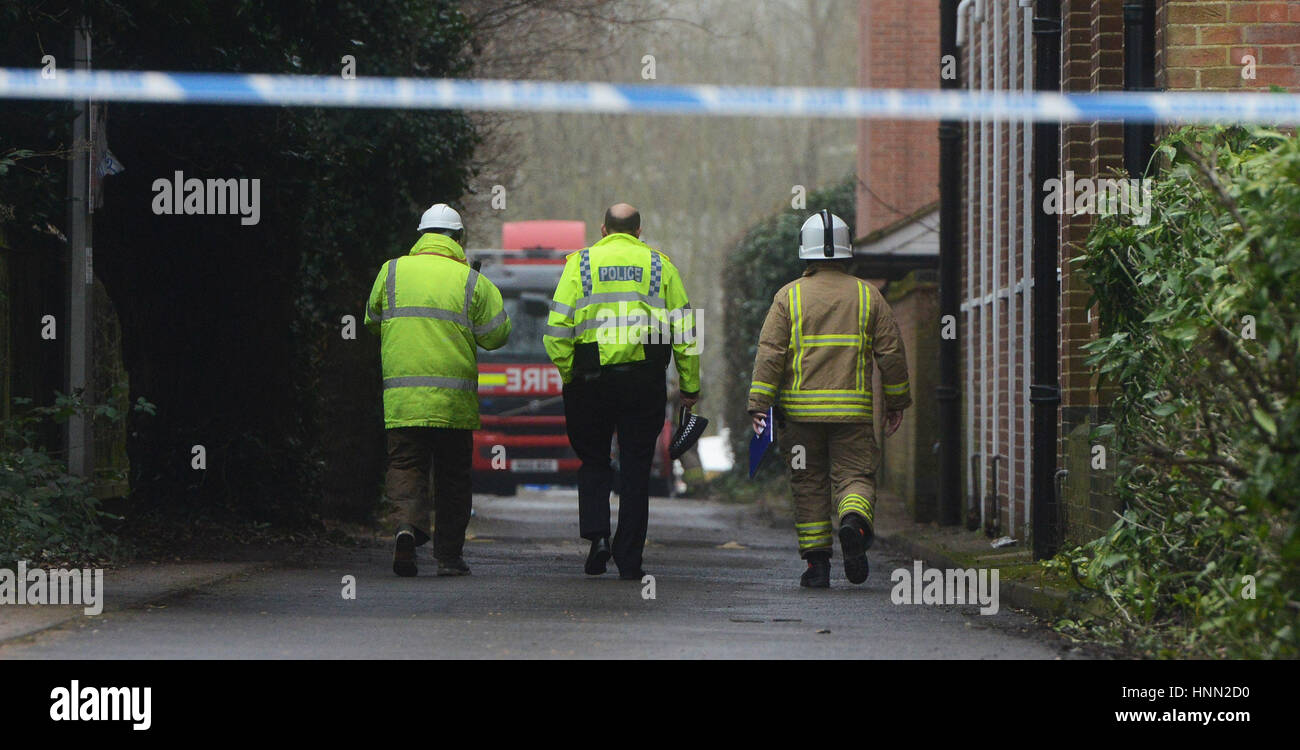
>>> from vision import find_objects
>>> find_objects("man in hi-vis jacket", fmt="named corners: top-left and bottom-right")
top-left (543, 203), bottom-right (700, 580)
top-left (365, 203), bottom-right (511, 578)
top-left (747, 210), bottom-right (911, 589)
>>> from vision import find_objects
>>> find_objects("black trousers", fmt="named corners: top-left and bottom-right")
top-left (385, 427), bottom-right (474, 561)
top-left (562, 363), bottom-right (667, 574)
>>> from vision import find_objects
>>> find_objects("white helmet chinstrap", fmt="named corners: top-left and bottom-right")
top-left (417, 203), bottom-right (464, 233)
top-left (798, 210), bottom-right (853, 260)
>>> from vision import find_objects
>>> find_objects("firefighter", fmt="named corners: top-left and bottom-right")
top-left (365, 203), bottom-right (512, 578)
top-left (747, 210), bottom-right (911, 588)
top-left (544, 203), bottom-right (700, 579)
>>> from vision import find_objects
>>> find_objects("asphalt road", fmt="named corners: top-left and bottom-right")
top-left (0, 490), bottom-right (1082, 659)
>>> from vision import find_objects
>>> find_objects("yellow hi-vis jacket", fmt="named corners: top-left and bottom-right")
top-left (365, 232), bottom-right (512, 430)
top-left (543, 232), bottom-right (701, 393)
top-left (747, 264), bottom-right (911, 422)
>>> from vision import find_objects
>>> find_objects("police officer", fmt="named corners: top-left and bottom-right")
top-left (365, 204), bottom-right (512, 577)
top-left (544, 203), bottom-right (700, 579)
top-left (747, 211), bottom-right (911, 588)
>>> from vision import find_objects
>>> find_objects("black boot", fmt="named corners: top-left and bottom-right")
top-left (436, 556), bottom-right (471, 577)
top-left (839, 514), bottom-right (872, 585)
top-left (800, 551), bottom-right (831, 589)
top-left (393, 529), bottom-right (417, 577)
top-left (585, 537), bottom-right (611, 575)
top-left (392, 524), bottom-right (430, 578)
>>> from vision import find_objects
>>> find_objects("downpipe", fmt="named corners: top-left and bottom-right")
top-left (938, 0), bottom-right (963, 526)
top-left (1054, 468), bottom-right (1070, 542)
top-left (966, 452), bottom-right (982, 531)
top-left (1031, 0), bottom-right (1062, 560)
top-left (1123, 1), bottom-right (1157, 178)
top-left (984, 454), bottom-right (1004, 538)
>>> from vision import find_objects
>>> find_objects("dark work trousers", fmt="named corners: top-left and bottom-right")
top-left (386, 427), bottom-right (474, 562)
top-left (562, 363), bottom-right (667, 574)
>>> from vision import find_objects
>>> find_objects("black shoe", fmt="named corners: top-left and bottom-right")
top-left (585, 538), bottom-right (611, 575)
top-left (393, 530), bottom-right (418, 577)
top-left (839, 515), bottom-right (872, 585)
top-left (436, 557), bottom-right (471, 577)
top-left (618, 568), bottom-right (647, 581)
top-left (800, 553), bottom-right (831, 589)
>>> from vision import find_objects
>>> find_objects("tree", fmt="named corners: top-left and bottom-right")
top-left (462, 0), bottom-right (859, 417)
top-left (1, 0), bottom-right (480, 523)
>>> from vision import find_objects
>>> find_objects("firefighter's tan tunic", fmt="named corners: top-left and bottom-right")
top-left (747, 263), bottom-right (911, 557)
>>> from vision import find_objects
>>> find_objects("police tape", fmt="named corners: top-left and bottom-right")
top-left (2, 68), bottom-right (1299, 124)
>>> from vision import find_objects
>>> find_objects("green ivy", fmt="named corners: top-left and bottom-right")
top-left (1059, 126), bottom-right (1300, 658)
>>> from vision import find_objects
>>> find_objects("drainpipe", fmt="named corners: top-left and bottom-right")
top-left (1007, 0), bottom-right (1019, 538)
top-left (1123, 0), bottom-right (1157, 177)
top-left (957, 0), bottom-right (975, 46)
top-left (967, 453), bottom-right (982, 530)
top-left (938, 0), bottom-right (963, 526)
top-left (1020, 0), bottom-right (1034, 543)
top-left (1054, 469), bottom-right (1070, 521)
top-left (991, 0), bottom-right (1002, 537)
top-left (985, 455), bottom-right (1004, 537)
top-left (960, 0), bottom-right (978, 526)
top-left (1031, 0), bottom-right (1062, 560)
top-left (978, 0), bottom-right (990, 533)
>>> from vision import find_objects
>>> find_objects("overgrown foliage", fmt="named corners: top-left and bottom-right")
top-left (2, 1), bottom-right (481, 525)
top-left (720, 177), bottom-right (854, 472)
top-left (0, 393), bottom-right (153, 567)
top-left (1059, 126), bottom-right (1299, 658)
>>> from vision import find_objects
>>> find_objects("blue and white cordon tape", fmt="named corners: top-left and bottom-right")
top-left (1, 68), bottom-right (1298, 124)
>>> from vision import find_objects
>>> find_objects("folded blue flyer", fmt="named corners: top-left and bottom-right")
top-left (748, 407), bottom-right (775, 479)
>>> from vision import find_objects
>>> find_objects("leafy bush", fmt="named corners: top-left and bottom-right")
top-left (0, 393), bottom-right (152, 567)
top-left (721, 176), bottom-right (856, 472)
top-left (1063, 126), bottom-right (1300, 658)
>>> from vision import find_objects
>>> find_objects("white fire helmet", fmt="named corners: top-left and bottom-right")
top-left (798, 210), bottom-right (853, 260)
top-left (417, 203), bottom-right (464, 233)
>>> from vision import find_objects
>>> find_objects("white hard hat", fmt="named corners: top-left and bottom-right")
top-left (798, 210), bottom-right (853, 260)
top-left (417, 203), bottom-right (464, 233)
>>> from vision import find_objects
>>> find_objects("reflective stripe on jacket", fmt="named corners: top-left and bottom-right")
top-left (543, 232), bottom-right (700, 393)
top-left (365, 233), bottom-right (511, 429)
top-left (747, 264), bottom-right (910, 423)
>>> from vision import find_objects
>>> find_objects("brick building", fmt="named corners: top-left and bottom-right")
top-left (957, 0), bottom-right (1300, 547)
top-left (853, 0), bottom-right (943, 518)
top-left (856, 0), bottom-right (941, 236)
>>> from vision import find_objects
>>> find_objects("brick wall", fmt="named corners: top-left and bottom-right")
top-left (878, 274), bottom-right (941, 521)
top-left (948, 0), bottom-right (1298, 547)
top-left (957, 0), bottom-right (1035, 541)
top-left (1054, 0), bottom-right (1298, 543)
top-left (1159, 0), bottom-right (1300, 91)
top-left (1055, 0), bottom-right (1127, 543)
top-left (856, 0), bottom-right (940, 238)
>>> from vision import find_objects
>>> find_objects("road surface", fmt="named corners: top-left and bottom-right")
top-left (0, 490), bottom-right (1081, 659)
